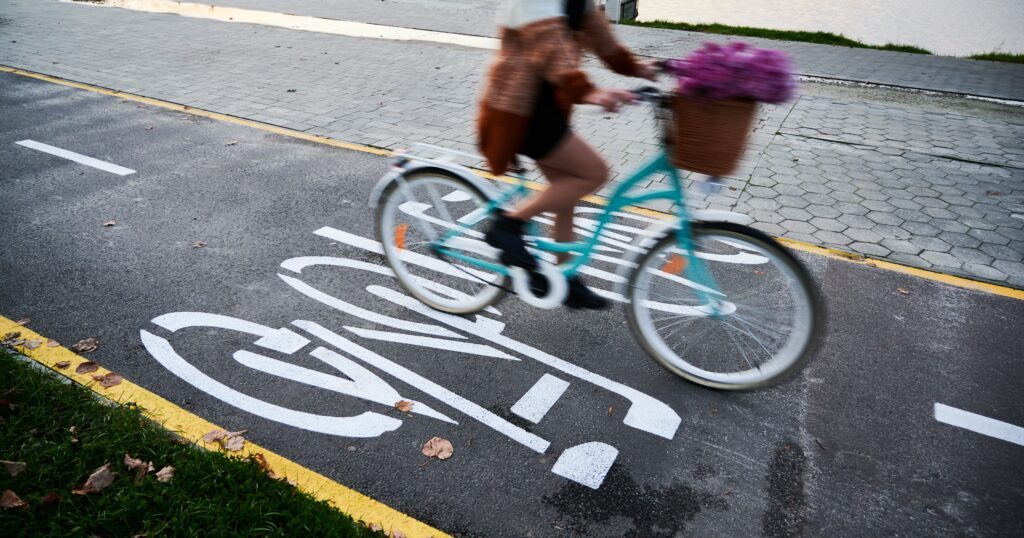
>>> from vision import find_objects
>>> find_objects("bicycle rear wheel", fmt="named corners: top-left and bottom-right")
top-left (376, 169), bottom-right (506, 314)
top-left (626, 222), bottom-right (821, 390)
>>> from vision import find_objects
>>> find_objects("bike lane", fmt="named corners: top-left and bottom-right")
top-left (2, 71), bottom-right (1022, 536)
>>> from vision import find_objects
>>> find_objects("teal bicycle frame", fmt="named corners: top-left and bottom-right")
top-left (433, 148), bottom-right (726, 315)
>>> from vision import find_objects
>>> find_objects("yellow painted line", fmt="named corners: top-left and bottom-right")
top-left (2, 64), bottom-right (1021, 301)
top-left (0, 65), bottom-right (391, 157)
top-left (0, 315), bottom-right (449, 538)
top-left (775, 236), bottom-right (1024, 300)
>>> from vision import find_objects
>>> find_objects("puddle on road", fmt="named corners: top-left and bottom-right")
top-left (543, 464), bottom-right (730, 535)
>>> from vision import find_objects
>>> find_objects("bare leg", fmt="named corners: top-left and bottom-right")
top-left (552, 209), bottom-right (575, 264)
top-left (506, 133), bottom-right (609, 221)
top-left (487, 133), bottom-right (612, 308)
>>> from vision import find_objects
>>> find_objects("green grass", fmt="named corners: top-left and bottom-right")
top-left (0, 348), bottom-right (383, 537)
top-left (623, 20), bottom-right (933, 54)
top-left (968, 52), bottom-right (1024, 64)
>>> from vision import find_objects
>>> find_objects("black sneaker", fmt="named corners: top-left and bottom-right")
top-left (564, 276), bottom-right (609, 310)
top-left (485, 213), bottom-right (538, 271)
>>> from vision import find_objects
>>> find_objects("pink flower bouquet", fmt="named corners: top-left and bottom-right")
top-left (665, 42), bottom-right (797, 104)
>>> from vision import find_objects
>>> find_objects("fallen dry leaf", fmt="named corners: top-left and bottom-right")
top-left (124, 454), bottom-right (155, 484)
top-left (224, 435), bottom-right (245, 452)
top-left (394, 400), bottom-right (413, 413)
top-left (72, 463), bottom-right (116, 495)
top-left (865, 261), bottom-right (877, 268)
top-left (203, 429), bottom-right (247, 451)
top-left (103, 219), bottom-right (117, 227)
top-left (55, 360), bottom-right (71, 369)
top-left (22, 339), bottom-right (42, 350)
top-left (897, 288), bottom-right (910, 295)
top-left (76, 361), bottom-right (99, 374)
top-left (421, 437), bottom-right (454, 460)
top-left (15, 318), bottom-right (30, 326)
top-left (2, 461), bottom-right (26, 477)
top-left (250, 453), bottom-right (280, 479)
top-left (155, 466), bottom-right (175, 483)
top-left (192, 241), bottom-right (207, 248)
top-left (92, 374), bottom-right (105, 382)
top-left (202, 429), bottom-right (229, 443)
top-left (72, 337), bottom-right (100, 353)
top-left (0, 490), bottom-right (28, 510)
top-left (46, 339), bottom-right (60, 348)
top-left (99, 373), bottom-right (123, 388)
top-left (39, 492), bottom-right (62, 508)
top-left (607, 406), bottom-right (613, 416)
top-left (225, 140), bottom-right (238, 146)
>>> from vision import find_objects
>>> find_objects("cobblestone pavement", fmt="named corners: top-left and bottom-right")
top-left (214, 0), bottom-right (1024, 101)
top-left (1, 0), bottom-right (1022, 286)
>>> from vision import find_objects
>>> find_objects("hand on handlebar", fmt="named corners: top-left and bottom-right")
top-left (635, 59), bottom-right (659, 82)
top-left (582, 88), bottom-right (637, 112)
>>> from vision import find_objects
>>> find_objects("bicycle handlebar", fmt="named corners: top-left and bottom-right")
top-left (631, 85), bottom-right (665, 104)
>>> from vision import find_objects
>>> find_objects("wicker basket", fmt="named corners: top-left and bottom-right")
top-left (669, 95), bottom-right (758, 177)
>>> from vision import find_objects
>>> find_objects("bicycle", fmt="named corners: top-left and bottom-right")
top-left (371, 86), bottom-right (821, 390)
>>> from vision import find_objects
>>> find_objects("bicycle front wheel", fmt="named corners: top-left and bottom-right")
top-left (376, 170), bottom-right (506, 314)
top-left (626, 222), bottom-right (821, 390)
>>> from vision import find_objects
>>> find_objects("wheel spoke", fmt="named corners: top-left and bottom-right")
top-left (628, 227), bottom-right (816, 388)
top-left (379, 175), bottom-right (504, 314)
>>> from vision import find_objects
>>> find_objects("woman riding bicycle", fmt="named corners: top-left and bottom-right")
top-left (479, 0), bottom-right (656, 309)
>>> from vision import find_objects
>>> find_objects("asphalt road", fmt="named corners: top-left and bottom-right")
top-left (2, 72), bottom-right (1022, 536)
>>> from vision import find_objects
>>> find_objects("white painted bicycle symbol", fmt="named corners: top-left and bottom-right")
top-left (140, 206), bottom-right (770, 489)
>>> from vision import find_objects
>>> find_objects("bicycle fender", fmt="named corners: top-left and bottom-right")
top-left (692, 209), bottom-right (754, 226)
top-left (368, 161), bottom-right (502, 207)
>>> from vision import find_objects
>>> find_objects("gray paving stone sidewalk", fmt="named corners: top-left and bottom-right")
top-left (213, 0), bottom-right (1024, 101)
top-left (1, 0), bottom-right (1022, 287)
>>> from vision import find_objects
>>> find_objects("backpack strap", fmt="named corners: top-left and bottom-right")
top-left (564, 0), bottom-right (587, 32)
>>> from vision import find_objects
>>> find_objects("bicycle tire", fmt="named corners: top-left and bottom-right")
top-left (625, 222), bottom-right (822, 390)
top-left (376, 169), bottom-right (506, 314)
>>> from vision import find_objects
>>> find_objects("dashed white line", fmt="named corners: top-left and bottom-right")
top-left (934, 403), bottom-right (1024, 447)
top-left (511, 374), bottom-right (570, 423)
top-left (15, 139), bottom-right (135, 176)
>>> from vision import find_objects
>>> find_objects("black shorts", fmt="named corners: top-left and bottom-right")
top-left (519, 81), bottom-right (569, 161)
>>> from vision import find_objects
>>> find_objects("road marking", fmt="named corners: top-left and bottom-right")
top-left (295, 320), bottom-right (552, 453)
top-left (0, 315), bottom-right (448, 538)
top-left (15, 139), bottom-right (135, 175)
top-left (344, 326), bottom-right (518, 361)
top-left (367, 284), bottom-right (683, 440)
top-left (2, 65), bottom-right (1022, 302)
top-left (511, 374), bottom-right (571, 423)
top-left (934, 403), bottom-right (1024, 447)
top-left (72, 0), bottom-right (497, 50)
top-left (552, 442), bottom-right (619, 489)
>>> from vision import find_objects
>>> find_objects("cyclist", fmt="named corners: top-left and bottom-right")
top-left (478, 0), bottom-right (656, 309)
